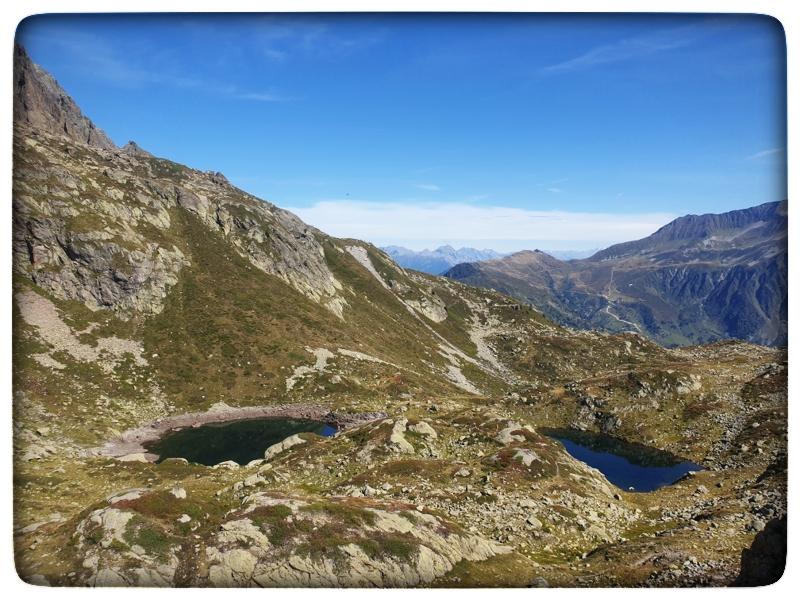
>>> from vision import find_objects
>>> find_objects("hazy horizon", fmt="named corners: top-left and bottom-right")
top-left (378, 240), bottom-right (602, 255)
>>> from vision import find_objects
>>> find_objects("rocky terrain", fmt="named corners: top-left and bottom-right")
top-left (12, 44), bottom-right (787, 587)
top-left (13, 44), bottom-right (114, 150)
top-left (445, 202), bottom-right (787, 347)
top-left (383, 245), bottom-right (505, 276)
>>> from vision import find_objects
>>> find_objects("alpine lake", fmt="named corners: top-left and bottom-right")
top-left (541, 428), bottom-right (702, 492)
top-left (147, 418), bottom-right (337, 466)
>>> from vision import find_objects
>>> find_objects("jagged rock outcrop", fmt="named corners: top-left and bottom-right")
top-left (121, 141), bottom-right (153, 157)
top-left (12, 136), bottom-right (187, 315)
top-left (13, 43), bottom-right (115, 150)
top-left (16, 215), bottom-right (188, 315)
top-left (171, 184), bottom-right (347, 317)
top-left (203, 493), bottom-right (508, 587)
top-left (68, 489), bottom-right (509, 588)
top-left (734, 516), bottom-right (786, 586)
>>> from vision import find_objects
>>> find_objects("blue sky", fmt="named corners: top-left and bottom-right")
top-left (17, 14), bottom-right (787, 251)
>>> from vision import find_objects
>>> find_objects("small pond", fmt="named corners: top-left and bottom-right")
top-left (541, 428), bottom-right (702, 492)
top-left (147, 418), bottom-right (336, 466)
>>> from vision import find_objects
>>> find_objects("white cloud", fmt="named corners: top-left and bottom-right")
top-left (539, 20), bottom-right (725, 75)
top-left (547, 187), bottom-right (563, 194)
top-left (286, 200), bottom-right (676, 252)
top-left (234, 91), bottom-right (298, 102)
top-left (415, 183), bottom-right (441, 192)
top-left (746, 148), bottom-right (785, 161)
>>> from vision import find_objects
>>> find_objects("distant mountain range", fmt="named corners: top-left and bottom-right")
top-left (381, 245), bottom-right (504, 275)
top-left (537, 248), bottom-right (600, 261)
top-left (445, 201), bottom-right (787, 347)
top-left (383, 245), bottom-right (598, 275)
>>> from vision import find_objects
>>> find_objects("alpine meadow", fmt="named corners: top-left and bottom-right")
top-left (11, 13), bottom-right (787, 588)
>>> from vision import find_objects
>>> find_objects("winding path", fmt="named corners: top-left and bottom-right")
top-left (602, 268), bottom-right (643, 334)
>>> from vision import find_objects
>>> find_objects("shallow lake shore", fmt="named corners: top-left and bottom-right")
top-left (93, 404), bottom-right (387, 462)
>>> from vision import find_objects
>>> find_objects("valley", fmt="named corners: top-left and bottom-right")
top-left (445, 202), bottom-right (787, 348)
top-left (11, 43), bottom-right (787, 588)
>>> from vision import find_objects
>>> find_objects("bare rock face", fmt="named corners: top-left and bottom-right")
top-left (172, 181), bottom-right (347, 318)
top-left (405, 295), bottom-right (447, 323)
top-left (13, 43), bottom-right (115, 150)
top-left (17, 214), bottom-right (188, 315)
top-left (12, 144), bottom-right (188, 317)
top-left (203, 493), bottom-right (509, 587)
top-left (12, 44), bottom-right (347, 319)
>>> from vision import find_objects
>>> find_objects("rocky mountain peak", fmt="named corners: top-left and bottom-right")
top-left (121, 140), bottom-right (153, 157)
top-left (13, 43), bottom-right (116, 150)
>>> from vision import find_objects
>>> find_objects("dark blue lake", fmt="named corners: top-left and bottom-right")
top-left (543, 429), bottom-right (702, 492)
top-left (148, 418), bottom-right (336, 466)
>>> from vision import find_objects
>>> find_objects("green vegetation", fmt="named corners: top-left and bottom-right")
top-left (123, 517), bottom-right (175, 558)
top-left (249, 504), bottom-right (295, 545)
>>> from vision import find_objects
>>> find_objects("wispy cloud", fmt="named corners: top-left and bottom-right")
top-left (415, 183), bottom-right (441, 192)
top-left (286, 200), bottom-right (676, 251)
top-left (180, 15), bottom-right (386, 63)
top-left (745, 148), bottom-right (785, 161)
top-left (262, 48), bottom-right (289, 62)
top-left (539, 21), bottom-right (723, 75)
top-left (234, 91), bottom-right (299, 103)
top-left (21, 16), bottom-right (386, 105)
top-left (547, 187), bottom-right (564, 194)
top-left (22, 28), bottom-right (150, 88)
top-left (22, 26), bottom-right (298, 103)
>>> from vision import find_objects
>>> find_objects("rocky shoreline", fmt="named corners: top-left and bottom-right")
top-left (93, 403), bottom-right (387, 462)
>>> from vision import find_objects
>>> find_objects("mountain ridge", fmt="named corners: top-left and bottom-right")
top-left (591, 201), bottom-right (786, 261)
top-left (446, 201), bottom-right (787, 347)
top-left (384, 245), bottom-right (598, 275)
